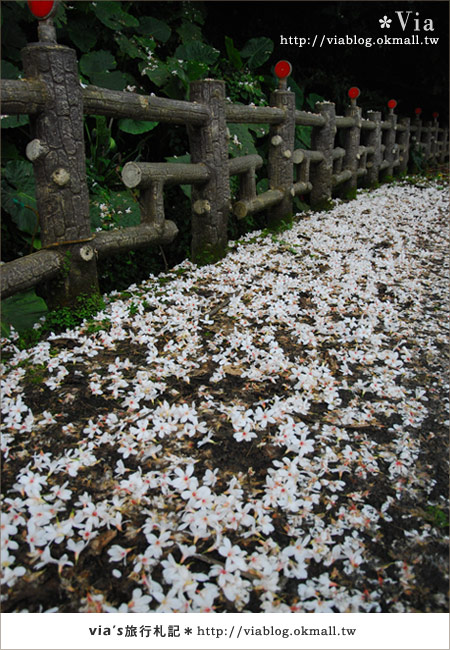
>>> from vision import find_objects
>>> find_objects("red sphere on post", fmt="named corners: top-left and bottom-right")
top-left (387, 99), bottom-right (397, 110)
top-left (415, 107), bottom-right (422, 116)
top-left (348, 87), bottom-right (360, 100)
top-left (27, 1), bottom-right (56, 19)
top-left (432, 112), bottom-right (439, 119)
top-left (274, 60), bottom-right (292, 79)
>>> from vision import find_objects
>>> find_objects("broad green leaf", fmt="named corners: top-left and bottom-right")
top-left (118, 119), bottom-right (158, 134)
top-left (80, 50), bottom-right (116, 77)
top-left (144, 63), bottom-right (170, 87)
top-left (1, 161), bottom-right (38, 236)
top-left (89, 71), bottom-right (128, 91)
top-left (248, 123), bottom-right (269, 138)
top-left (228, 124), bottom-right (258, 157)
top-left (90, 189), bottom-right (140, 231)
top-left (67, 20), bottom-right (97, 52)
top-left (295, 124), bottom-right (312, 149)
top-left (177, 22), bottom-right (202, 43)
top-left (115, 34), bottom-right (149, 60)
top-left (306, 92), bottom-right (325, 110)
top-left (136, 16), bottom-right (171, 43)
top-left (185, 60), bottom-right (208, 82)
top-left (1, 290), bottom-right (48, 335)
top-left (240, 37), bottom-right (274, 69)
top-left (1, 115), bottom-right (29, 129)
top-left (174, 42), bottom-right (219, 65)
top-left (92, 2), bottom-right (139, 30)
top-left (257, 178), bottom-right (269, 193)
top-left (225, 36), bottom-right (243, 70)
top-left (1, 60), bottom-right (21, 79)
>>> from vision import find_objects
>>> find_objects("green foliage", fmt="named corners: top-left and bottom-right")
top-left (424, 506), bottom-right (449, 529)
top-left (1, 160), bottom-right (40, 252)
top-left (1, 289), bottom-right (106, 349)
top-left (16, 292), bottom-right (106, 349)
top-left (240, 37), bottom-right (274, 70)
top-left (224, 36), bottom-right (243, 71)
top-left (1, 290), bottom-right (48, 338)
top-left (175, 41), bottom-right (219, 66)
top-left (409, 144), bottom-right (425, 173)
top-left (0, 0), bottom-right (329, 319)
top-left (118, 119), bottom-right (158, 135)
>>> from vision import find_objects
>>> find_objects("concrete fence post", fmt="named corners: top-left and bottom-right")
top-left (341, 102), bottom-right (362, 197)
top-left (21, 23), bottom-right (98, 308)
top-left (310, 102), bottom-right (336, 209)
top-left (397, 117), bottom-right (411, 175)
top-left (267, 88), bottom-right (296, 226)
top-left (365, 111), bottom-right (382, 187)
top-left (381, 107), bottom-right (397, 179)
top-left (187, 79), bottom-right (230, 264)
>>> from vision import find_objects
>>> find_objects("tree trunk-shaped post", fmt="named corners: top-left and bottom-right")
top-left (397, 117), bottom-right (411, 175)
top-left (21, 34), bottom-right (98, 309)
top-left (439, 128), bottom-right (449, 163)
top-left (412, 115), bottom-right (423, 152)
top-left (422, 121), bottom-right (433, 165)
top-left (365, 111), bottom-right (382, 187)
top-left (341, 103), bottom-right (362, 197)
top-left (431, 117), bottom-right (439, 163)
top-left (187, 80), bottom-right (230, 265)
top-left (267, 89), bottom-right (295, 227)
top-left (381, 111), bottom-right (397, 180)
top-left (310, 102), bottom-right (336, 209)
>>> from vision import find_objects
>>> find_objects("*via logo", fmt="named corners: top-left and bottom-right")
top-left (379, 12), bottom-right (434, 31)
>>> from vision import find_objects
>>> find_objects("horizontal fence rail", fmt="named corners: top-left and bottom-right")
top-left (1, 14), bottom-right (449, 309)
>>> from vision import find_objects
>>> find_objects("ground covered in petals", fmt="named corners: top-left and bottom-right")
top-left (1, 178), bottom-right (449, 613)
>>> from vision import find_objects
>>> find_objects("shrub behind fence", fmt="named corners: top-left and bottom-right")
top-left (1, 13), bottom-right (448, 309)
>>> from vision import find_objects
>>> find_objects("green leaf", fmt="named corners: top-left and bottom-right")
top-left (257, 178), bottom-right (269, 193)
top-left (1, 115), bottom-right (29, 129)
top-left (92, 1), bottom-right (139, 30)
top-left (136, 16), bottom-right (171, 43)
top-left (177, 22), bottom-right (202, 43)
top-left (174, 42), bottom-right (219, 65)
top-left (248, 123), bottom-right (269, 138)
top-left (240, 37), bottom-right (274, 69)
top-left (89, 71), bottom-right (128, 91)
top-left (185, 60), bottom-right (209, 82)
top-left (225, 36), bottom-right (243, 70)
top-left (295, 124), bottom-right (312, 149)
top-left (116, 34), bottom-right (151, 60)
top-left (118, 119), bottom-right (158, 134)
top-left (228, 124), bottom-right (258, 157)
top-left (67, 20), bottom-right (97, 52)
top-left (144, 63), bottom-right (170, 87)
top-left (80, 50), bottom-right (116, 77)
top-left (306, 92), bottom-right (325, 110)
top-left (165, 154), bottom-right (191, 198)
top-left (90, 189), bottom-right (140, 231)
top-left (1, 161), bottom-right (37, 235)
top-left (1, 60), bottom-right (21, 79)
top-left (1, 290), bottom-right (48, 335)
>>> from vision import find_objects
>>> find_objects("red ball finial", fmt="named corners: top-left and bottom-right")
top-left (432, 112), bottom-right (439, 119)
top-left (27, 1), bottom-right (56, 19)
top-left (348, 87), bottom-right (360, 100)
top-left (274, 60), bottom-right (292, 79)
top-left (387, 99), bottom-right (397, 110)
top-left (415, 107), bottom-right (422, 116)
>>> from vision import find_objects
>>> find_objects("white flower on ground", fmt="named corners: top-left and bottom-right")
top-left (107, 544), bottom-right (131, 564)
top-left (218, 537), bottom-right (247, 572)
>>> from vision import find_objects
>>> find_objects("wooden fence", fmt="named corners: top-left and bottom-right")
top-left (1, 15), bottom-right (449, 308)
